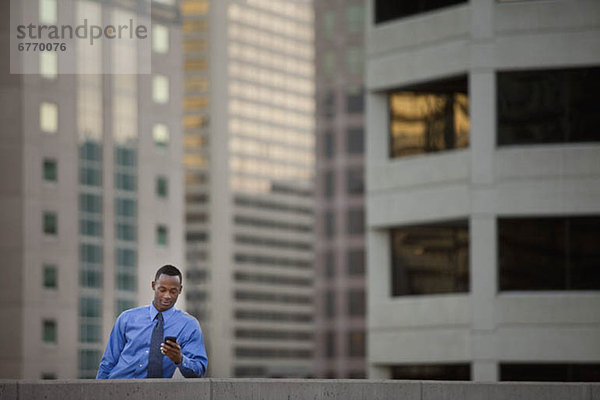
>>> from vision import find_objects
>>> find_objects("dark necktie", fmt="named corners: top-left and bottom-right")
top-left (147, 312), bottom-right (164, 378)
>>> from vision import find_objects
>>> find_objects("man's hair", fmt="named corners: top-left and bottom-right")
top-left (154, 264), bottom-right (182, 285)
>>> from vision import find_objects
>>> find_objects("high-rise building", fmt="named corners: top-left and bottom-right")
top-left (0, 0), bottom-right (184, 378)
top-left (181, 0), bottom-right (316, 377)
top-left (365, 0), bottom-right (600, 382)
top-left (313, 0), bottom-right (367, 379)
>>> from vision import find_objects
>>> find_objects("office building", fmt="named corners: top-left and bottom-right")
top-left (181, 0), bottom-right (316, 377)
top-left (365, 0), bottom-right (600, 381)
top-left (313, 0), bottom-right (367, 379)
top-left (0, 0), bottom-right (184, 378)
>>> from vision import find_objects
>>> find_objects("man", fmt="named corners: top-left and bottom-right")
top-left (97, 265), bottom-right (208, 378)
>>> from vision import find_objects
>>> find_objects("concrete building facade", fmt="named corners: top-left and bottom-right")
top-left (365, 0), bottom-right (600, 382)
top-left (0, 0), bottom-right (184, 379)
top-left (182, 0), bottom-right (316, 378)
top-left (313, 0), bottom-right (367, 379)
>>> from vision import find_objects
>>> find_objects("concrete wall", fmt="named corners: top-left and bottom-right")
top-left (0, 379), bottom-right (598, 400)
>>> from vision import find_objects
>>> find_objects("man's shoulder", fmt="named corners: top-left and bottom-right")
top-left (119, 305), bottom-right (150, 319)
top-left (173, 308), bottom-right (201, 325)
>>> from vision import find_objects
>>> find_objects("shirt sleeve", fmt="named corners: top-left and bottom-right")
top-left (177, 319), bottom-right (208, 378)
top-left (96, 313), bottom-right (127, 379)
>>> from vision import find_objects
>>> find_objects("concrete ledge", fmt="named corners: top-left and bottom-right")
top-left (0, 379), bottom-right (598, 400)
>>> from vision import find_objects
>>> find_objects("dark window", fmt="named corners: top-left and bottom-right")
top-left (498, 67), bottom-right (600, 146)
top-left (375, 0), bottom-right (467, 24)
top-left (114, 147), bottom-right (136, 167)
top-left (325, 290), bottom-right (335, 318)
top-left (43, 264), bottom-right (58, 289)
top-left (43, 212), bottom-right (58, 235)
top-left (42, 319), bottom-right (57, 344)
top-left (347, 127), bottom-right (364, 154)
top-left (348, 289), bottom-right (365, 316)
top-left (346, 86), bottom-right (364, 113)
top-left (348, 331), bottom-right (365, 357)
top-left (391, 364), bottom-right (470, 380)
top-left (323, 131), bottom-right (335, 158)
top-left (325, 210), bottom-right (335, 238)
top-left (498, 216), bottom-right (600, 291)
top-left (325, 331), bottom-right (336, 358)
top-left (115, 173), bottom-right (136, 191)
top-left (346, 167), bottom-right (364, 195)
top-left (391, 220), bottom-right (469, 296)
top-left (324, 170), bottom-right (334, 199)
top-left (80, 167), bottom-right (102, 186)
top-left (325, 250), bottom-right (335, 278)
top-left (157, 225), bottom-right (168, 245)
top-left (389, 76), bottom-right (469, 158)
top-left (43, 159), bottom-right (57, 182)
top-left (80, 194), bottom-right (103, 214)
top-left (156, 176), bottom-right (168, 198)
top-left (501, 363), bottom-right (600, 382)
top-left (323, 91), bottom-right (335, 117)
top-left (79, 141), bottom-right (102, 161)
top-left (347, 248), bottom-right (365, 276)
top-left (347, 209), bottom-right (365, 235)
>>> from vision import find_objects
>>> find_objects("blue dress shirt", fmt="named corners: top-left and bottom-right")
top-left (96, 304), bottom-right (208, 379)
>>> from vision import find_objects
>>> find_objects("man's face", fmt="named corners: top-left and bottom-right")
top-left (152, 274), bottom-right (182, 312)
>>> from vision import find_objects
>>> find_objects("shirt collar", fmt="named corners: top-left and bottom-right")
top-left (149, 303), bottom-right (177, 323)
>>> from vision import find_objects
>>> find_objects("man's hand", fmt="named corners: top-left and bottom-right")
top-left (161, 339), bottom-right (183, 365)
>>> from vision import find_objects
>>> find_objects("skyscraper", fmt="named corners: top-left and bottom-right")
top-left (0, 0), bottom-right (184, 378)
top-left (182, 0), bottom-right (316, 377)
top-left (365, 0), bottom-right (600, 382)
top-left (313, 0), bottom-right (367, 379)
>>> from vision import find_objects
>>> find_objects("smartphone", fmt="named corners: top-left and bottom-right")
top-left (164, 336), bottom-right (177, 344)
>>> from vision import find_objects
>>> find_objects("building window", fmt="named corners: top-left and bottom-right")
top-left (348, 331), bottom-right (365, 357)
top-left (391, 364), bottom-right (471, 380)
top-left (391, 220), bottom-right (469, 296)
top-left (346, 86), bottom-right (364, 114)
top-left (325, 290), bottom-right (335, 318)
top-left (324, 250), bottom-right (335, 278)
top-left (153, 123), bottom-right (170, 147)
top-left (499, 216), bottom-right (600, 291)
top-left (325, 210), bottom-right (335, 238)
top-left (323, 170), bottom-right (334, 199)
top-left (40, 51), bottom-right (57, 79)
top-left (345, 4), bottom-right (365, 33)
top-left (347, 209), bottom-right (364, 236)
top-left (39, 0), bottom-right (57, 24)
top-left (345, 46), bottom-right (364, 76)
top-left (115, 173), bottom-right (136, 191)
top-left (43, 212), bottom-right (58, 236)
top-left (80, 219), bottom-right (103, 237)
top-left (78, 350), bottom-right (102, 377)
top-left (115, 299), bottom-right (136, 317)
top-left (79, 141), bottom-right (102, 161)
top-left (80, 194), bottom-right (102, 214)
top-left (346, 167), bottom-right (364, 195)
top-left (322, 10), bottom-right (335, 39)
top-left (116, 248), bottom-right (136, 267)
top-left (389, 76), bottom-right (469, 158)
top-left (347, 248), bottom-right (365, 276)
top-left (80, 243), bottom-right (103, 264)
top-left (41, 373), bottom-right (56, 380)
top-left (156, 176), bottom-right (168, 198)
top-left (79, 297), bottom-right (102, 318)
top-left (497, 67), bottom-right (600, 146)
top-left (347, 127), bottom-right (364, 154)
top-left (115, 147), bottom-right (136, 167)
top-left (40, 102), bottom-right (58, 133)
top-left (323, 132), bottom-right (334, 158)
top-left (152, 24), bottom-right (169, 53)
top-left (116, 272), bottom-right (136, 291)
top-left (348, 289), bottom-right (365, 316)
top-left (500, 363), bottom-right (600, 382)
top-left (153, 75), bottom-right (170, 104)
top-left (43, 264), bottom-right (58, 289)
top-left (43, 158), bottom-right (57, 182)
top-left (79, 321), bottom-right (102, 343)
top-left (325, 331), bottom-right (336, 358)
top-left (116, 223), bottom-right (136, 242)
top-left (115, 198), bottom-right (136, 217)
top-left (375, 0), bottom-right (467, 24)
top-left (322, 52), bottom-right (336, 79)
top-left (157, 225), bottom-right (168, 246)
top-left (80, 167), bottom-right (102, 187)
top-left (42, 319), bottom-right (57, 344)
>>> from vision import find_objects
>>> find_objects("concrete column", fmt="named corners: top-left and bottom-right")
top-left (469, 0), bottom-right (498, 381)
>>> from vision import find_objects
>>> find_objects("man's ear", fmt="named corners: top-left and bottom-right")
top-left (179, 285), bottom-right (183, 293)
top-left (152, 281), bottom-right (156, 290)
